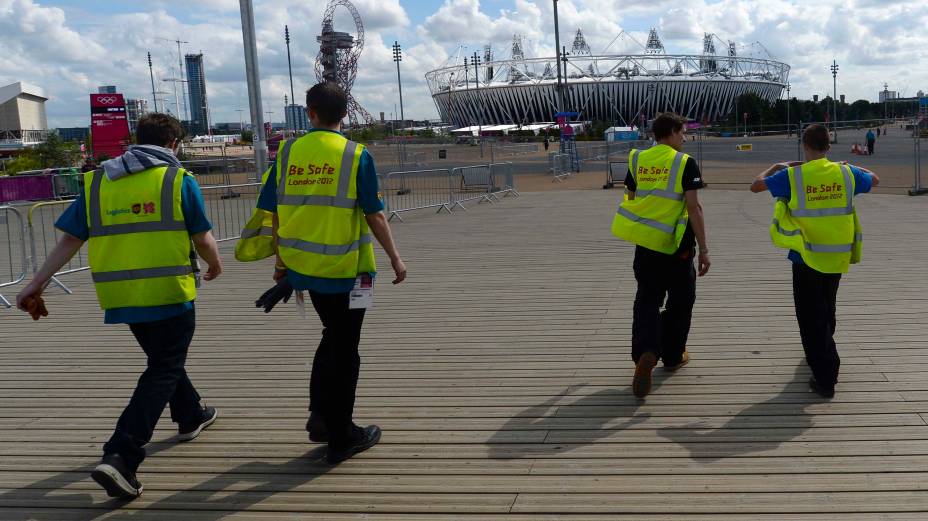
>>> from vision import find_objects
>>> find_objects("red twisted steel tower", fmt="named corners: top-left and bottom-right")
top-left (315, 0), bottom-right (374, 127)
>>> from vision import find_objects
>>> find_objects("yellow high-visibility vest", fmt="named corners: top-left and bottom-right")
top-left (84, 166), bottom-right (196, 310)
top-left (276, 131), bottom-right (376, 278)
top-left (770, 158), bottom-right (862, 274)
top-left (611, 144), bottom-right (689, 254)
top-left (234, 166), bottom-right (275, 262)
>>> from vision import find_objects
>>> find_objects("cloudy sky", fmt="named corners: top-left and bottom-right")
top-left (2, 0), bottom-right (926, 128)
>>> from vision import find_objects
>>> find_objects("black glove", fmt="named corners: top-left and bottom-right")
top-left (255, 278), bottom-right (294, 313)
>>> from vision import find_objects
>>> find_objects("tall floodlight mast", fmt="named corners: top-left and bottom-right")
top-left (315, 0), bottom-right (374, 127)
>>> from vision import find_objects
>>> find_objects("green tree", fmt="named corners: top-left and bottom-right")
top-left (240, 130), bottom-right (254, 143)
top-left (5, 154), bottom-right (42, 175)
top-left (31, 134), bottom-right (80, 168)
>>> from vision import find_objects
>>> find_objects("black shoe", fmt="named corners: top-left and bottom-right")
top-left (326, 425), bottom-right (382, 465)
top-left (178, 406), bottom-right (218, 442)
top-left (307, 412), bottom-right (328, 443)
top-left (91, 454), bottom-right (143, 499)
top-left (809, 377), bottom-right (835, 399)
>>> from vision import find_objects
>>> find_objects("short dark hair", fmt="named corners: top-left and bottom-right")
top-left (802, 124), bottom-right (831, 152)
top-left (651, 113), bottom-right (687, 140)
top-left (306, 82), bottom-right (348, 126)
top-left (136, 113), bottom-right (186, 147)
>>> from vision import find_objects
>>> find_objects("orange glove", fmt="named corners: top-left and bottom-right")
top-left (23, 296), bottom-right (48, 321)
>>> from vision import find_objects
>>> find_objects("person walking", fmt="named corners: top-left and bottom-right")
top-left (750, 124), bottom-right (879, 398)
top-left (16, 113), bottom-right (222, 499)
top-left (866, 128), bottom-right (876, 155)
top-left (543, 136), bottom-right (550, 151)
top-left (611, 112), bottom-right (711, 399)
top-left (254, 82), bottom-right (407, 464)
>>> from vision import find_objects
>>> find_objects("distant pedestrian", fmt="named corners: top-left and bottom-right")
top-left (543, 137), bottom-right (550, 151)
top-left (876, 128), bottom-right (881, 138)
top-left (866, 129), bottom-right (876, 155)
top-left (750, 124), bottom-right (880, 399)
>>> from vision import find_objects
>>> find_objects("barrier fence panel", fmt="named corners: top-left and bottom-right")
top-left (0, 175), bottom-right (54, 203)
top-left (27, 200), bottom-right (86, 294)
top-left (450, 165), bottom-right (494, 208)
top-left (200, 182), bottom-right (262, 242)
top-left (0, 206), bottom-right (27, 308)
top-left (549, 153), bottom-right (571, 182)
top-left (380, 169), bottom-right (454, 222)
top-left (489, 162), bottom-right (519, 198)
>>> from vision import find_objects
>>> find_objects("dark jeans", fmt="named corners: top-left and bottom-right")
top-left (631, 246), bottom-right (696, 366)
top-left (103, 309), bottom-right (203, 471)
top-left (792, 263), bottom-right (842, 388)
top-left (867, 141), bottom-right (875, 155)
top-left (307, 291), bottom-right (366, 447)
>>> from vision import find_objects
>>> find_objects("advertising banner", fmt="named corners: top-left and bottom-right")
top-left (90, 94), bottom-right (130, 160)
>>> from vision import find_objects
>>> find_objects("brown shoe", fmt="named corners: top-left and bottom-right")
top-left (632, 352), bottom-right (658, 398)
top-left (664, 351), bottom-right (690, 372)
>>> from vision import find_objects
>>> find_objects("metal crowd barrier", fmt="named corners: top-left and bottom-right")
top-left (0, 206), bottom-right (27, 308)
top-left (605, 161), bottom-right (629, 189)
top-left (27, 200), bottom-right (85, 295)
top-left (549, 153), bottom-right (572, 182)
top-left (381, 163), bottom-right (519, 222)
top-left (199, 182), bottom-right (262, 242)
top-left (380, 169), bottom-right (454, 222)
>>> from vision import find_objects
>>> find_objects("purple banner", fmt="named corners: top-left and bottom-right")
top-left (0, 175), bottom-right (54, 203)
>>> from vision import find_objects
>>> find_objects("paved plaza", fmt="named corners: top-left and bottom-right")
top-left (1, 188), bottom-right (928, 519)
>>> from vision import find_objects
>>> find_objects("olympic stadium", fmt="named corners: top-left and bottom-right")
top-left (424, 29), bottom-right (791, 128)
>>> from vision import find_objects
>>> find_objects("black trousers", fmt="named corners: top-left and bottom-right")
top-left (867, 141), bottom-right (875, 155)
top-left (103, 309), bottom-right (203, 471)
top-left (308, 291), bottom-right (366, 447)
top-left (792, 263), bottom-right (842, 388)
top-left (631, 246), bottom-right (696, 366)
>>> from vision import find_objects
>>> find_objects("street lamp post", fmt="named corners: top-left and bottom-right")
top-left (830, 60), bottom-right (839, 143)
top-left (786, 83), bottom-right (791, 137)
top-left (552, 0), bottom-right (563, 113)
top-left (392, 41), bottom-right (406, 167)
top-left (285, 25), bottom-right (296, 133)
top-left (148, 52), bottom-right (159, 113)
top-left (392, 42), bottom-right (406, 128)
top-left (239, 0), bottom-right (268, 176)
top-left (473, 52), bottom-right (484, 158)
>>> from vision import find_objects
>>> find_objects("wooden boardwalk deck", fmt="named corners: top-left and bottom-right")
top-left (1, 188), bottom-right (928, 520)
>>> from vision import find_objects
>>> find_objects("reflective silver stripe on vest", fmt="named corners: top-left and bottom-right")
top-left (277, 194), bottom-right (357, 209)
top-left (276, 138), bottom-right (296, 199)
top-left (772, 220), bottom-right (859, 253)
top-left (805, 242), bottom-right (854, 253)
top-left (665, 151), bottom-right (684, 191)
top-left (772, 218), bottom-right (802, 237)
top-left (278, 234), bottom-right (372, 256)
top-left (630, 149), bottom-right (639, 183)
top-left (336, 141), bottom-right (358, 200)
top-left (89, 167), bottom-right (186, 238)
top-left (791, 164), bottom-right (854, 217)
top-left (635, 188), bottom-right (684, 201)
top-left (616, 206), bottom-right (675, 235)
top-left (240, 226), bottom-right (273, 239)
top-left (91, 265), bottom-right (192, 283)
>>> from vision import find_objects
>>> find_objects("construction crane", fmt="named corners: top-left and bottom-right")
top-left (155, 37), bottom-right (190, 121)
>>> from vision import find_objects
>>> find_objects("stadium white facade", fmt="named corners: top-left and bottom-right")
top-left (425, 30), bottom-right (790, 127)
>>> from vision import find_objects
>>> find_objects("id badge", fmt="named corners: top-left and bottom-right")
top-left (349, 274), bottom-right (374, 309)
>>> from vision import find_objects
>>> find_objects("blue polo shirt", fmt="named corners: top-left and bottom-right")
top-left (257, 129), bottom-right (384, 294)
top-left (764, 161), bottom-right (873, 264)
top-left (55, 175), bottom-right (212, 324)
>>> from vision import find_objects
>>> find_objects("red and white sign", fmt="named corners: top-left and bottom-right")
top-left (90, 93), bottom-right (131, 160)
